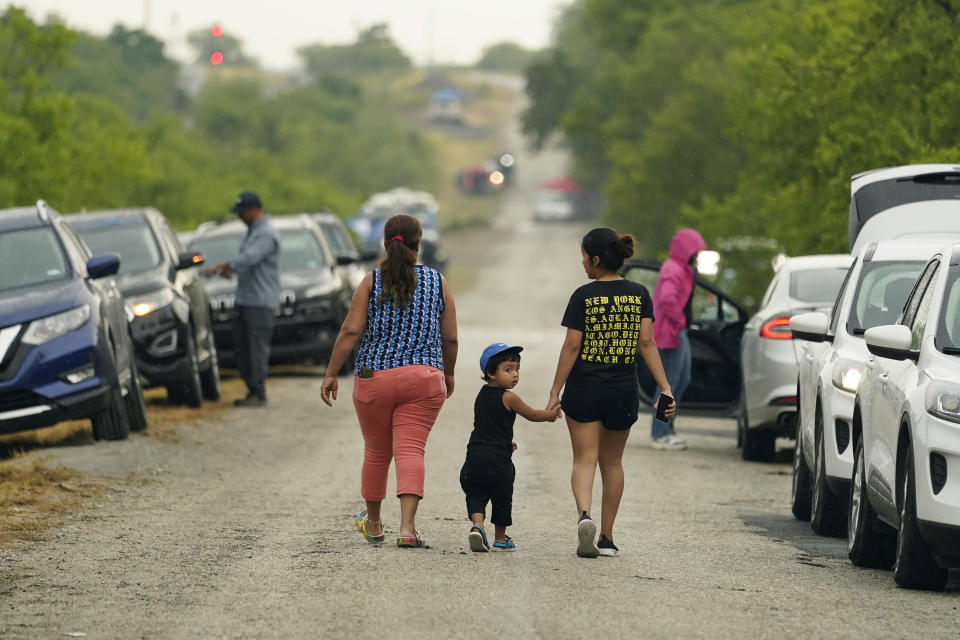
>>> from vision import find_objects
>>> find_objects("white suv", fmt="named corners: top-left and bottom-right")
top-left (790, 241), bottom-right (941, 536)
top-left (850, 244), bottom-right (960, 589)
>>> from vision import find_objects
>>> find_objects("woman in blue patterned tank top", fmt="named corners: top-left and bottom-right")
top-left (321, 214), bottom-right (458, 549)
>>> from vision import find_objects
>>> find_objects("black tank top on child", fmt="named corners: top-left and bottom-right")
top-left (467, 386), bottom-right (516, 457)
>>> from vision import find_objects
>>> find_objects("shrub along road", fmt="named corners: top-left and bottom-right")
top-left (1, 95), bottom-right (957, 639)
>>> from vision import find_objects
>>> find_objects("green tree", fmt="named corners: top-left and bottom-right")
top-left (475, 42), bottom-right (536, 73)
top-left (297, 24), bottom-right (410, 81)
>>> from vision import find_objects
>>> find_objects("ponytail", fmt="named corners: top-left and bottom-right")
top-left (379, 214), bottom-right (422, 307)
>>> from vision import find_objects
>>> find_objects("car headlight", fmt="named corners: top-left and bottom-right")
top-left (832, 361), bottom-right (863, 393)
top-left (22, 305), bottom-right (91, 345)
top-left (304, 283), bottom-right (337, 298)
top-left (926, 380), bottom-right (960, 424)
top-left (126, 288), bottom-right (175, 318)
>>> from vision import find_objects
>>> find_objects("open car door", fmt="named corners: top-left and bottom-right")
top-left (622, 261), bottom-right (748, 417)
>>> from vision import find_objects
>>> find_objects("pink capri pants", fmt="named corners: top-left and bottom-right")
top-left (353, 365), bottom-right (446, 500)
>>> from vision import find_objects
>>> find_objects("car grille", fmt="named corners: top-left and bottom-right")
top-left (0, 389), bottom-right (46, 413)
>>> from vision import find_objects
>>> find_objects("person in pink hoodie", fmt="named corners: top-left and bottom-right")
top-left (650, 229), bottom-right (707, 450)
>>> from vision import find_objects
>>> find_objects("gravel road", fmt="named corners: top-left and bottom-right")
top-left (2, 85), bottom-right (957, 640)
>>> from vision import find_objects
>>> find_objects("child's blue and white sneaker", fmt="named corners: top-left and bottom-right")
top-left (468, 525), bottom-right (490, 552)
top-left (493, 536), bottom-right (516, 551)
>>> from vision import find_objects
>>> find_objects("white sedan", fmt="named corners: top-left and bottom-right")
top-left (851, 243), bottom-right (960, 589)
top-left (738, 254), bottom-right (851, 460)
top-left (790, 240), bottom-right (938, 535)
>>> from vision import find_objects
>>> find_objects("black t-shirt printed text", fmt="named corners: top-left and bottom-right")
top-left (561, 279), bottom-right (654, 388)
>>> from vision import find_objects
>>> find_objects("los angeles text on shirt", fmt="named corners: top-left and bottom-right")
top-left (580, 294), bottom-right (646, 365)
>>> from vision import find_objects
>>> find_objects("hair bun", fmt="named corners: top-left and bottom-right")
top-left (615, 234), bottom-right (636, 259)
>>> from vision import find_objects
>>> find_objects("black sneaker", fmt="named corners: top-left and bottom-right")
top-left (576, 511), bottom-right (599, 558)
top-left (234, 395), bottom-right (266, 407)
top-left (597, 535), bottom-right (619, 557)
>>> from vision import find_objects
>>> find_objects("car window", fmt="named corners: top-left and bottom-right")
top-left (908, 264), bottom-right (938, 350)
top-left (936, 265), bottom-right (960, 352)
top-left (759, 272), bottom-right (780, 309)
top-left (57, 221), bottom-right (91, 271)
top-left (73, 220), bottom-right (163, 274)
top-left (900, 259), bottom-right (938, 328)
top-left (622, 265), bottom-right (658, 292)
top-left (846, 260), bottom-right (925, 335)
top-left (0, 227), bottom-right (70, 292)
top-left (789, 267), bottom-right (849, 304)
top-left (280, 230), bottom-right (328, 271)
top-left (828, 259), bottom-right (856, 335)
top-left (189, 233), bottom-right (243, 266)
top-left (319, 221), bottom-right (355, 257)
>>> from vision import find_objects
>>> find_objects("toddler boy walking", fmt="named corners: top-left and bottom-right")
top-left (460, 343), bottom-right (561, 551)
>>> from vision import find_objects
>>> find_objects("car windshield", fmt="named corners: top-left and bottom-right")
top-left (0, 227), bottom-right (70, 292)
top-left (846, 260), bottom-right (924, 334)
top-left (188, 233), bottom-right (243, 267)
top-left (318, 221), bottom-right (355, 257)
top-left (74, 220), bottom-right (162, 274)
top-left (789, 267), bottom-right (849, 304)
top-left (280, 230), bottom-right (328, 270)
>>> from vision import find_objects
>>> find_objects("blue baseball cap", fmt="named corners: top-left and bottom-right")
top-left (479, 342), bottom-right (523, 373)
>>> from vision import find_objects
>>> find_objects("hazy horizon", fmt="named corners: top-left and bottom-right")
top-left (18, 0), bottom-right (568, 70)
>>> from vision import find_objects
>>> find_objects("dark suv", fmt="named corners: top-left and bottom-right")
top-left (188, 215), bottom-right (353, 366)
top-left (0, 201), bottom-right (144, 440)
top-left (67, 208), bottom-right (220, 407)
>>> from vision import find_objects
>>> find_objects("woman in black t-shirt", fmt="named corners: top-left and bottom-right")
top-left (547, 228), bottom-right (675, 558)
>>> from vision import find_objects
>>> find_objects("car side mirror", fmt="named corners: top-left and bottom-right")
top-left (177, 251), bottom-right (204, 270)
top-left (87, 254), bottom-right (120, 279)
top-left (864, 324), bottom-right (918, 362)
top-left (789, 311), bottom-right (830, 342)
top-left (336, 254), bottom-right (356, 266)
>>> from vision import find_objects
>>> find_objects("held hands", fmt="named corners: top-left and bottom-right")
top-left (546, 391), bottom-right (561, 413)
top-left (545, 405), bottom-right (562, 422)
top-left (512, 441), bottom-right (518, 452)
top-left (320, 376), bottom-right (338, 407)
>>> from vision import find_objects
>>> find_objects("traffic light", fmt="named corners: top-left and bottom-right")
top-left (210, 23), bottom-right (223, 65)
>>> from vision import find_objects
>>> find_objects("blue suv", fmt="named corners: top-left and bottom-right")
top-left (0, 201), bottom-right (145, 440)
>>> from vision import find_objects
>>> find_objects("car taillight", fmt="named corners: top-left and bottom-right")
top-left (760, 316), bottom-right (792, 339)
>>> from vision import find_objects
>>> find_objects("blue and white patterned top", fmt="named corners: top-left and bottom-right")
top-left (354, 265), bottom-right (445, 374)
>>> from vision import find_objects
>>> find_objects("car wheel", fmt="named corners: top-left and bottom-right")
top-left (791, 421), bottom-right (812, 521)
top-left (893, 443), bottom-right (948, 590)
top-left (124, 359), bottom-right (148, 432)
top-left (167, 329), bottom-right (203, 408)
top-left (91, 343), bottom-right (131, 441)
top-left (848, 437), bottom-right (895, 568)
top-left (742, 426), bottom-right (775, 461)
top-left (810, 407), bottom-right (845, 536)
top-left (200, 331), bottom-right (222, 401)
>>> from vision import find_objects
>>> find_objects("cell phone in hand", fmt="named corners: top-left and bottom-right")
top-left (655, 393), bottom-right (674, 422)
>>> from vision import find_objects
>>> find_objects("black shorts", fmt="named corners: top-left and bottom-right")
top-left (561, 383), bottom-right (639, 431)
top-left (460, 449), bottom-right (515, 526)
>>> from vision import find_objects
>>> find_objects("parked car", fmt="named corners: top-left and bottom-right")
top-left (67, 208), bottom-right (220, 408)
top-left (850, 164), bottom-right (960, 253)
top-left (0, 201), bottom-right (143, 440)
top-left (850, 244), bottom-right (960, 589)
top-left (790, 241), bottom-right (941, 534)
top-left (428, 88), bottom-right (463, 124)
top-left (623, 260), bottom-right (749, 420)
top-left (188, 215), bottom-right (353, 366)
top-left (738, 254), bottom-right (852, 461)
top-left (308, 211), bottom-right (371, 291)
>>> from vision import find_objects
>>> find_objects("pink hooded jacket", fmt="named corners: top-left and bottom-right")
top-left (652, 229), bottom-right (707, 349)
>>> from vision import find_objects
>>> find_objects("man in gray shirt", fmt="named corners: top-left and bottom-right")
top-left (205, 191), bottom-right (281, 406)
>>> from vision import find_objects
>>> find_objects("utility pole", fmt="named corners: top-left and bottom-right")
top-left (142, 0), bottom-right (151, 30)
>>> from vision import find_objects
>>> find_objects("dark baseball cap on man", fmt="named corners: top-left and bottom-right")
top-left (231, 190), bottom-right (262, 213)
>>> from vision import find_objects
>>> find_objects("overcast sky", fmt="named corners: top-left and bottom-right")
top-left (20, 0), bottom-right (568, 69)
